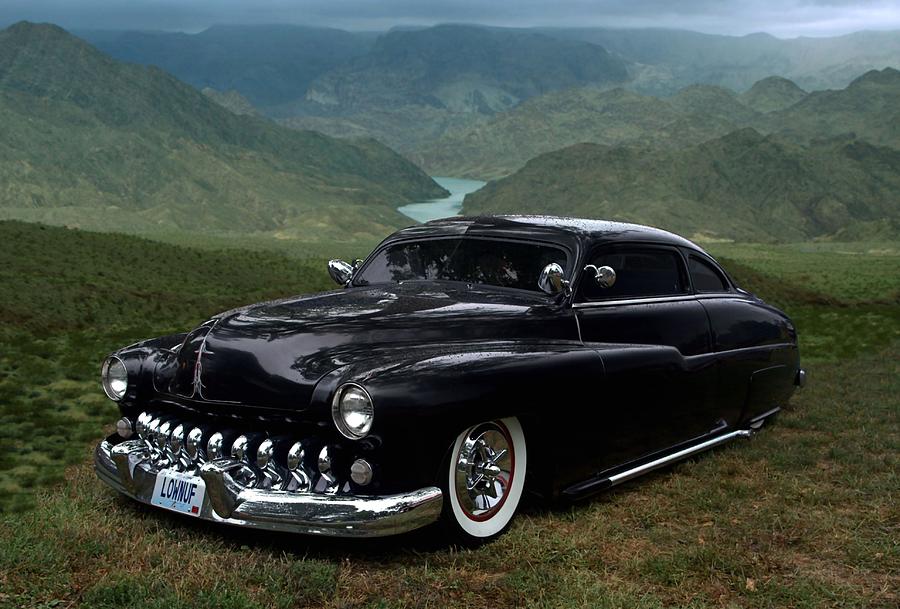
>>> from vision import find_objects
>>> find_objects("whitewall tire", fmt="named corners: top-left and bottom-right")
top-left (443, 416), bottom-right (527, 541)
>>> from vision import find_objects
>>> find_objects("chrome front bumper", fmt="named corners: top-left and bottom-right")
top-left (94, 439), bottom-right (443, 537)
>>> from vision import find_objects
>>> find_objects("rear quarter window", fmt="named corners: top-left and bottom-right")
top-left (689, 256), bottom-right (730, 293)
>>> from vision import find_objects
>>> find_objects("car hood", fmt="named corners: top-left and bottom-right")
top-left (155, 283), bottom-right (573, 410)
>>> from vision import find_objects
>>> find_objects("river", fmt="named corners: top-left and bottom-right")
top-left (398, 177), bottom-right (486, 223)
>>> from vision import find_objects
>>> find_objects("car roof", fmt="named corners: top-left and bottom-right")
top-left (388, 215), bottom-right (705, 254)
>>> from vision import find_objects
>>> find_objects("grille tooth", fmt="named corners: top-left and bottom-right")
top-left (131, 411), bottom-right (330, 492)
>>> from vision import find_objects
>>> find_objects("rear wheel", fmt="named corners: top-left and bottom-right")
top-left (441, 416), bottom-right (526, 543)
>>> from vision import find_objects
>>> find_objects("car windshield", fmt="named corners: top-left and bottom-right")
top-left (354, 237), bottom-right (569, 292)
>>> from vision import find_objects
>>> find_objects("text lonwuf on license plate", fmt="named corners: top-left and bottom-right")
top-left (151, 469), bottom-right (206, 516)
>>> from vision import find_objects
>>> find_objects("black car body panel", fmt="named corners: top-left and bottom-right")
top-left (96, 216), bottom-right (802, 536)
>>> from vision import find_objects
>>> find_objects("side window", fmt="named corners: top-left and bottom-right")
top-left (689, 256), bottom-right (729, 293)
top-left (580, 247), bottom-right (688, 301)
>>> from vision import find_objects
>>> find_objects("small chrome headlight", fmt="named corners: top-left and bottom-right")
top-left (350, 459), bottom-right (373, 486)
top-left (116, 417), bottom-right (133, 439)
top-left (331, 383), bottom-right (374, 439)
top-left (101, 356), bottom-right (128, 401)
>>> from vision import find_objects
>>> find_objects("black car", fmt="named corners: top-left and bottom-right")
top-left (94, 216), bottom-right (804, 542)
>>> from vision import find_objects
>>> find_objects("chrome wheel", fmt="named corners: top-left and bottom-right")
top-left (454, 422), bottom-right (515, 521)
top-left (445, 417), bottom-right (526, 541)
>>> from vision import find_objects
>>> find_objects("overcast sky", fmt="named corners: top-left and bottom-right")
top-left (2, 0), bottom-right (899, 37)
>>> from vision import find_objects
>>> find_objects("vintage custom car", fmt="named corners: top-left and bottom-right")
top-left (94, 216), bottom-right (805, 542)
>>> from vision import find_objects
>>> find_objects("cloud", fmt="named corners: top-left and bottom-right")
top-left (1, 0), bottom-right (899, 37)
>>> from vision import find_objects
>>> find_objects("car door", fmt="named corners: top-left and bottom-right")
top-left (574, 244), bottom-right (720, 473)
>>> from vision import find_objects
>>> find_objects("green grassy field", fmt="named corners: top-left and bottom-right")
top-left (0, 221), bottom-right (897, 608)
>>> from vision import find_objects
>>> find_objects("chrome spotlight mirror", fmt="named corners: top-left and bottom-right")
top-left (584, 264), bottom-right (617, 288)
top-left (328, 259), bottom-right (354, 286)
top-left (538, 262), bottom-right (570, 296)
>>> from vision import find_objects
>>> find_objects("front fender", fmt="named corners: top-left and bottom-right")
top-left (110, 332), bottom-right (189, 406)
top-left (311, 340), bottom-right (604, 494)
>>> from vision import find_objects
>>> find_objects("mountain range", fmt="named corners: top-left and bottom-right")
top-left (85, 24), bottom-right (900, 112)
top-left (415, 68), bottom-right (900, 178)
top-left (463, 128), bottom-right (900, 242)
top-left (0, 22), bottom-right (446, 240)
top-left (81, 24), bottom-right (377, 109)
top-left (540, 27), bottom-right (900, 94)
top-left (83, 23), bottom-right (900, 156)
top-left (3, 21), bottom-right (897, 245)
top-left (301, 25), bottom-right (629, 115)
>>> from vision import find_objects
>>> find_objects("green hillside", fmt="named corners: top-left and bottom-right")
top-left (769, 68), bottom-right (900, 148)
top-left (463, 129), bottom-right (900, 242)
top-left (668, 84), bottom-right (761, 123)
top-left (201, 87), bottom-right (259, 116)
top-left (303, 24), bottom-right (629, 115)
top-left (282, 104), bottom-right (490, 163)
top-left (280, 25), bottom-right (629, 155)
top-left (0, 22), bottom-right (446, 240)
top-left (416, 69), bottom-right (900, 179)
top-left (413, 87), bottom-right (727, 178)
top-left (739, 76), bottom-right (808, 113)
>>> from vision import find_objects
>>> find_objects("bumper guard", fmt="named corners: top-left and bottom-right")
top-left (94, 439), bottom-right (443, 537)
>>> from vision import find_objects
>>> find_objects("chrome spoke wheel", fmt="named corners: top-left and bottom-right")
top-left (446, 416), bottom-right (526, 540)
top-left (454, 422), bottom-right (516, 522)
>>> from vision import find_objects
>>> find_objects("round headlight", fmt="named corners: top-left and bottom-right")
top-left (331, 383), bottom-right (374, 439)
top-left (101, 356), bottom-right (128, 401)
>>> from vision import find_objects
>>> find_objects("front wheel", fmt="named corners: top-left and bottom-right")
top-left (441, 416), bottom-right (527, 543)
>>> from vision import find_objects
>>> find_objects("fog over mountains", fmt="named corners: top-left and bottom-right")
top-left (83, 24), bottom-right (900, 109)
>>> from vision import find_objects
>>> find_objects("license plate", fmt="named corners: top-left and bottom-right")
top-left (151, 469), bottom-right (205, 516)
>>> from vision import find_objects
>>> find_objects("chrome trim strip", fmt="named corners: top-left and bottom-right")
top-left (607, 429), bottom-right (753, 487)
top-left (748, 407), bottom-right (781, 430)
top-left (94, 440), bottom-right (443, 538)
top-left (572, 293), bottom-right (751, 309)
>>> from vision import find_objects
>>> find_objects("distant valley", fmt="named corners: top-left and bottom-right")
top-left (84, 23), bottom-right (900, 160)
top-left (0, 21), bottom-right (896, 244)
top-left (0, 22), bottom-right (446, 241)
